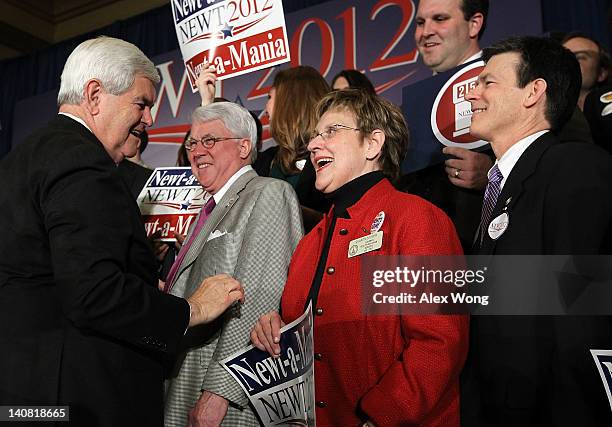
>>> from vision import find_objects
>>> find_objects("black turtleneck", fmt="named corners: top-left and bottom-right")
top-left (304, 171), bottom-right (386, 310)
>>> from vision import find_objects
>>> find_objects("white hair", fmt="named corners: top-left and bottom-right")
top-left (57, 36), bottom-right (160, 106)
top-left (192, 102), bottom-right (258, 163)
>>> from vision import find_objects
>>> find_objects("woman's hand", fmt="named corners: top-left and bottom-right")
top-left (250, 311), bottom-right (285, 357)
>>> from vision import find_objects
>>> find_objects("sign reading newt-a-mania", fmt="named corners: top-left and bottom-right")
top-left (137, 167), bottom-right (207, 242)
top-left (221, 304), bottom-right (315, 426)
top-left (171, 0), bottom-right (290, 90)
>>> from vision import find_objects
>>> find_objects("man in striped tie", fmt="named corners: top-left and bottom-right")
top-left (461, 36), bottom-right (612, 426)
top-left (163, 101), bottom-right (303, 426)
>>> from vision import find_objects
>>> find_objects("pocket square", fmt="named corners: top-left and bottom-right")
top-left (207, 229), bottom-right (228, 242)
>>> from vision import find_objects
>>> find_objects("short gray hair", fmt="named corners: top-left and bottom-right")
top-left (57, 36), bottom-right (160, 106)
top-left (191, 102), bottom-right (258, 163)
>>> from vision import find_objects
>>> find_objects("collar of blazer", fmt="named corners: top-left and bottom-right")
top-left (478, 132), bottom-right (558, 255)
top-left (55, 114), bottom-right (115, 162)
top-left (178, 169), bottom-right (259, 277)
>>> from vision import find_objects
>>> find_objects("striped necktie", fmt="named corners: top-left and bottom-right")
top-left (478, 164), bottom-right (503, 245)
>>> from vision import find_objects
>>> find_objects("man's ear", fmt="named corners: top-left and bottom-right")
top-left (84, 79), bottom-right (103, 115)
top-left (366, 129), bottom-right (385, 161)
top-left (524, 78), bottom-right (547, 109)
top-left (597, 66), bottom-right (609, 84)
top-left (468, 13), bottom-right (484, 39)
top-left (238, 138), bottom-right (253, 160)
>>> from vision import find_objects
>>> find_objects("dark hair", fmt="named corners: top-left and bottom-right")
top-left (271, 66), bottom-right (330, 175)
top-left (331, 69), bottom-right (376, 96)
top-left (177, 130), bottom-right (190, 167)
top-left (482, 36), bottom-right (581, 130)
top-left (249, 111), bottom-right (263, 152)
top-left (138, 130), bottom-right (148, 154)
top-left (460, 0), bottom-right (489, 40)
top-left (561, 32), bottom-right (611, 80)
top-left (315, 89), bottom-right (409, 181)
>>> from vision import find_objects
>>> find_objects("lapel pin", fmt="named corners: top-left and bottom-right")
top-left (488, 212), bottom-right (510, 240)
top-left (370, 211), bottom-right (385, 234)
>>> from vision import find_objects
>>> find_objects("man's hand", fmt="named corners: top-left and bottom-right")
top-left (443, 147), bottom-right (493, 190)
top-left (188, 391), bottom-right (228, 427)
top-left (153, 241), bottom-right (169, 262)
top-left (188, 274), bottom-right (245, 327)
top-left (250, 311), bottom-right (284, 357)
top-left (196, 65), bottom-right (218, 107)
top-left (149, 230), bottom-right (170, 261)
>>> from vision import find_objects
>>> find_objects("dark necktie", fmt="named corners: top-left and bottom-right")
top-left (478, 164), bottom-right (503, 244)
top-left (164, 196), bottom-right (216, 292)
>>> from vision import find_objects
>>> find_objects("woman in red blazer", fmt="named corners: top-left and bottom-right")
top-left (252, 89), bottom-right (469, 427)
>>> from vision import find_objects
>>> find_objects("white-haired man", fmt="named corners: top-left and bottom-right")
top-left (0, 37), bottom-right (244, 426)
top-left (163, 101), bottom-right (303, 426)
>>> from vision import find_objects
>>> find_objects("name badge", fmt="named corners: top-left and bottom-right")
top-left (348, 231), bottom-right (383, 258)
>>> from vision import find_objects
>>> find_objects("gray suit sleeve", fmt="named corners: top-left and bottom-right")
top-left (201, 180), bottom-right (303, 407)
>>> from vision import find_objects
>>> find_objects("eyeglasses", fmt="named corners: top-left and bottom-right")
top-left (309, 123), bottom-right (360, 144)
top-left (184, 135), bottom-right (243, 151)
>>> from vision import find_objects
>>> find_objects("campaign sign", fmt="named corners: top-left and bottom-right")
top-left (221, 304), bottom-right (315, 426)
top-left (401, 59), bottom-right (490, 173)
top-left (591, 349), bottom-right (612, 412)
top-left (171, 0), bottom-right (290, 90)
top-left (136, 167), bottom-right (207, 242)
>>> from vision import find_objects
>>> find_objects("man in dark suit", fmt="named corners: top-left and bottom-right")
top-left (0, 36), bottom-right (244, 426)
top-left (462, 36), bottom-right (612, 426)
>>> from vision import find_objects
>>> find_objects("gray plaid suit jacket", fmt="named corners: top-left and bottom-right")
top-left (164, 169), bottom-right (303, 426)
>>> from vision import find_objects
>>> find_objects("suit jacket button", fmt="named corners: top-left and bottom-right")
top-left (326, 266), bottom-right (335, 274)
top-left (316, 307), bottom-right (324, 316)
top-left (339, 228), bottom-right (348, 235)
top-left (316, 401), bottom-right (327, 408)
top-left (314, 353), bottom-right (323, 361)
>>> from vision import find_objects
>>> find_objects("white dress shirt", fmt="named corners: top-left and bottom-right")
top-left (492, 130), bottom-right (549, 189)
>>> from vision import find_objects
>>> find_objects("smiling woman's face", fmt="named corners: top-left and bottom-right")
top-left (307, 108), bottom-right (380, 193)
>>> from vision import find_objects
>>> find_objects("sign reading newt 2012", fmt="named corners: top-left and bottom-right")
top-left (171, 0), bottom-right (290, 90)
top-left (137, 167), bottom-right (207, 242)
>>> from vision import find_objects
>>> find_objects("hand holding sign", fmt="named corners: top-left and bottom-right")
top-left (196, 65), bottom-right (218, 107)
top-left (223, 305), bottom-right (315, 426)
top-left (443, 147), bottom-right (493, 190)
top-left (251, 310), bottom-right (285, 357)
